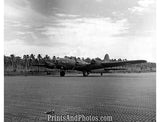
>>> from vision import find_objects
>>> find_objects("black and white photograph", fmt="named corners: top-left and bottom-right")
top-left (4, 0), bottom-right (156, 121)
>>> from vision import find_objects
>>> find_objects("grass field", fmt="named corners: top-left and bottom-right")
top-left (4, 73), bottom-right (156, 122)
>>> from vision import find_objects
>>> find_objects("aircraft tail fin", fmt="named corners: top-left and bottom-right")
top-left (103, 54), bottom-right (110, 62)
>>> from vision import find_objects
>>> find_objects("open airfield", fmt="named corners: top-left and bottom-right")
top-left (4, 73), bottom-right (156, 122)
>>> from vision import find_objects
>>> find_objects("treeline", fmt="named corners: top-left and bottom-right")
top-left (4, 54), bottom-right (128, 72)
top-left (4, 54), bottom-right (57, 72)
top-left (4, 54), bottom-right (156, 74)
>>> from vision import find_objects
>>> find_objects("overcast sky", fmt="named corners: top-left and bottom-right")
top-left (4, 0), bottom-right (156, 61)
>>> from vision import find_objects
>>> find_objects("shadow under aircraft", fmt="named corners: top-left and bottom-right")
top-left (33, 54), bottom-right (147, 77)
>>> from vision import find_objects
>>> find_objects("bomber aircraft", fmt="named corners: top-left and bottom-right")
top-left (34, 54), bottom-right (147, 77)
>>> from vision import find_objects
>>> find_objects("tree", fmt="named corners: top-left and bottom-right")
top-left (37, 54), bottom-right (42, 62)
top-left (85, 57), bottom-right (91, 63)
top-left (10, 54), bottom-right (16, 72)
top-left (118, 58), bottom-right (122, 61)
top-left (23, 55), bottom-right (29, 72)
top-left (82, 57), bottom-right (85, 61)
top-left (15, 56), bottom-right (21, 71)
top-left (44, 55), bottom-right (50, 61)
top-left (29, 54), bottom-right (35, 71)
top-left (30, 54), bottom-right (35, 63)
top-left (37, 54), bottom-right (42, 72)
top-left (52, 56), bottom-right (56, 63)
top-left (4, 55), bottom-right (10, 71)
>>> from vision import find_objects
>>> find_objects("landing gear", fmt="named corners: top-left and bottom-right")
top-left (83, 71), bottom-right (89, 77)
top-left (60, 70), bottom-right (65, 77)
top-left (46, 71), bottom-right (51, 75)
top-left (60, 66), bottom-right (65, 77)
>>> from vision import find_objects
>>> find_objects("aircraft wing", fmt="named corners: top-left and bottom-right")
top-left (32, 61), bottom-right (56, 69)
top-left (101, 60), bottom-right (147, 67)
top-left (104, 67), bottom-right (127, 70)
top-left (75, 60), bottom-right (146, 72)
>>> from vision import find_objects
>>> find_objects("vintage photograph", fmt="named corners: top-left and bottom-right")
top-left (4, 0), bottom-right (156, 121)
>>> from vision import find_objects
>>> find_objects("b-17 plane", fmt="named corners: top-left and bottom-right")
top-left (34, 54), bottom-right (147, 77)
